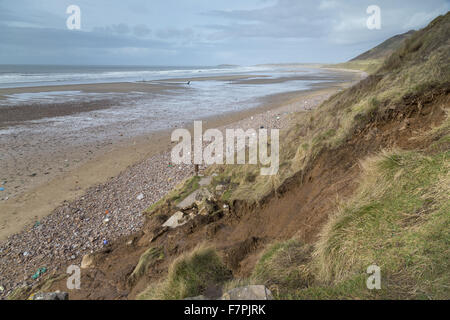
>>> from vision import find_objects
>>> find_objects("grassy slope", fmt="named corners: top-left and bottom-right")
top-left (326, 30), bottom-right (415, 74)
top-left (246, 13), bottom-right (450, 300)
top-left (352, 30), bottom-right (415, 61)
top-left (141, 13), bottom-right (449, 300)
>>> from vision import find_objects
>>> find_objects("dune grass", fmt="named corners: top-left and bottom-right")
top-left (128, 247), bottom-right (164, 285)
top-left (137, 245), bottom-right (231, 300)
top-left (249, 147), bottom-right (449, 300)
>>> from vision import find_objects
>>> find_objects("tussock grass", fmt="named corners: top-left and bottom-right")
top-left (251, 240), bottom-right (314, 298)
top-left (311, 149), bottom-right (449, 299)
top-left (128, 247), bottom-right (164, 285)
top-left (137, 245), bottom-right (231, 300)
top-left (249, 147), bottom-right (449, 300)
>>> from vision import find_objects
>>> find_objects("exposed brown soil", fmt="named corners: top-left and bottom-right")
top-left (45, 84), bottom-right (448, 300)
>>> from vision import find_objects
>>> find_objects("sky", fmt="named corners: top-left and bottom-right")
top-left (0, 0), bottom-right (449, 66)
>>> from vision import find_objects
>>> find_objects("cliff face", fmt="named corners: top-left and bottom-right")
top-left (18, 13), bottom-right (449, 300)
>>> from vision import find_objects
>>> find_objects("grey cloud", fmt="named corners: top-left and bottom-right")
top-left (156, 27), bottom-right (195, 39)
top-left (133, 24), bottom-right (151, 37)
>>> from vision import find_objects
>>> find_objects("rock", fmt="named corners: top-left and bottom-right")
top-left (176, 189), bottom-right (202, 209)
top-left (81, 253), bottom-right (95, 269)
top-left (177, 188), bottom-right (213, 210)
top-left (215, 184), bottom-right (225, 193)
top-left (32, 291), bottom-right (69, 300)
top-left (220, 285), bottom-right (273, 300)
top-left (184, 295), bottom-right (207, 300)
top-left (162, 211), bottom-right (189, 229)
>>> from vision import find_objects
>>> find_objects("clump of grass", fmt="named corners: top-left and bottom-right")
top-left (128, 247), bottom-right (164, 285)
top-left (311, 149), bottom-right (449, 299)
top-left (137, 245), bottom-right (231, 300)
top-left (251, 239), bottom-right (313, 298)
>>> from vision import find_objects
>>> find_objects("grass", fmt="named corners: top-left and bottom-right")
top-left (251, 240), bottom-right (314, 298)
top-left (325, 59), bottom-right (384, 74)
top-left (311, 149), bottom-right (449, 299)
top-left (128, 247), bottom-right (164, 285)
top-left (249, 148), bottom-right (449, 299)
top-left (137, 245), bottom-right (231, 300)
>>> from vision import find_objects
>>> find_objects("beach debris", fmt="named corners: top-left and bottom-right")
top-left (31, 267), bottom-right (47, 280)
top-left (103, 217), bottom-right (110, 224)
top-left (0, 187), bottom-right (4, 191)
top-left (102, 239), bottom-right (109, 246)
top-left (0, 285), bottom-right (4, 293)
top-left (34, 221), bottom-right (41, 228)
top-left (136, 193), bottom-right (144, 201)
top-left (260, 126), bottom-right (265, 129)
top-left (23, 251), bottom-right (30, 257)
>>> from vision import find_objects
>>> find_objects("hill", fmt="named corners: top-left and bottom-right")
top-left (351, 30), bottom-right (415, 61)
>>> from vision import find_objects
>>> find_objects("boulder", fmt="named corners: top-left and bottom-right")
top-left (220, 285), bottom-right (273, 300)
top-left (80, 253), bottom-right (95, 269)
top-left (184, 295), bottom-right (207, 300)
top-left (32, 291), bottom-right (69, 300)
top-left (162, 211), bottom-right (188, 229)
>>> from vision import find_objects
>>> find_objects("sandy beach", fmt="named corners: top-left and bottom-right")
top-left (0, 68), bottom-right (363, 298)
